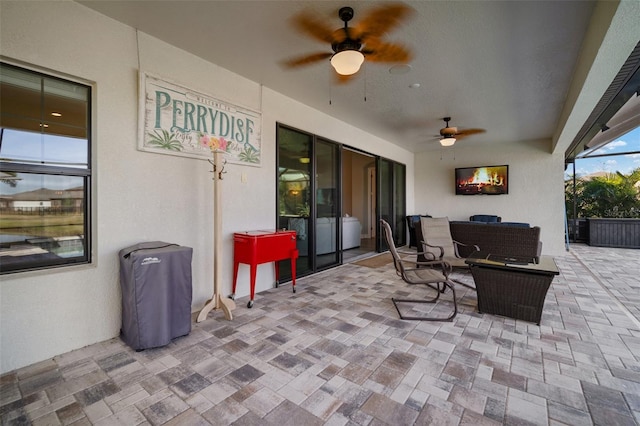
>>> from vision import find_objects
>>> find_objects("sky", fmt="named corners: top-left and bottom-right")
top-left (571, 126), bottom-right (640, 177)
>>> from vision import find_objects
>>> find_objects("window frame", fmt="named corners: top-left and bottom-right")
top-left (0, 62), bottom-right (92, 274)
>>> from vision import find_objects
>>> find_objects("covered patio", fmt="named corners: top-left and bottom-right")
top-left (2, 244), bottom-right (639, 425)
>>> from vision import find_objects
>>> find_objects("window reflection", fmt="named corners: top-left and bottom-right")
top-left (0, 128), bottom-right (88, 167)
top-left (279, 168), bottom-right (310, 217)
top-left (0, 62), bottom-right (90, 273)
top-left (0, 173), bottom-right (86, 268)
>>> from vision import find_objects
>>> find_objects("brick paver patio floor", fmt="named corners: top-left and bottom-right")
top-left (2, 243), bottom-right (640, 425)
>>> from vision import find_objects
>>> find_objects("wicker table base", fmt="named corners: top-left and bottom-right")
top-left (466, 253), bottom-right (559, 325)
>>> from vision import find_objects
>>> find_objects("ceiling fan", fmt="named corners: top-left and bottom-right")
top-left (283, 3), bottom-right (414, 82)
top-left (438, 117), bottom-right (486, 147)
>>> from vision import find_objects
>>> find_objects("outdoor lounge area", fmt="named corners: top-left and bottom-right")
top-left (2, 244), bottom-right (639, 425)
top-left (2, 2), bottom-right (640, 425)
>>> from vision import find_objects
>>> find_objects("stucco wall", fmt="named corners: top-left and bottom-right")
top-left (413, 140), bottom-right (567, 256)
top-left (0, 1), bottom-right (414, 374)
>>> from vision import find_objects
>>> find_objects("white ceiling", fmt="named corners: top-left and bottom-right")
top-left (78, 0), bottom-right (598, 153)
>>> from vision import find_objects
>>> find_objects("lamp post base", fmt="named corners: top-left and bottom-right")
top-left (196, 294), bottom-right (235, 322)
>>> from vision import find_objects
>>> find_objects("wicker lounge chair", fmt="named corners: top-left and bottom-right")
top-left (380, 219), bottom-right (457, 321)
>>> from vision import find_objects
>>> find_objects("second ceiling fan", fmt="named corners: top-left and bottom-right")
top-left (283, 3), bottom-right (414, 82)
top-left (438, 117), bottom-right (486, 147)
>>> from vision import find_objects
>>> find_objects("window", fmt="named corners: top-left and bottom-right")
top-left (0, 63), bottom-right (91, 274)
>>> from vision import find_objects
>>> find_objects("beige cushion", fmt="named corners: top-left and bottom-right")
top-left (420, 217), bottom-right (457, 259)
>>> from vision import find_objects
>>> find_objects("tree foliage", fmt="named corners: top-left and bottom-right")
top-left (566, 167), bottom-right (640, 218)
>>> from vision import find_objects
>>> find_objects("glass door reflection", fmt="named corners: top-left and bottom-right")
top-left (315, 138), bottom-right (340, 269)
top-left (376, 157), bottom-right (406, 251)
top-left (277, 126), bottom-right (312, 277)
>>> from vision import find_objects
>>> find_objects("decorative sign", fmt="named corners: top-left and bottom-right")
top-left (138, 72), bottom-right (261, 166)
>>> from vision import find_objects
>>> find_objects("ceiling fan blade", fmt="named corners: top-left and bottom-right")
top-left (291, 12), bottom-right (343, 44)
top-left (456, 128), bottom-right (486, 138)
top-left (282, 52), bottom-right (333, 68)
top-left (363, 40), bottom-right (412, 63)
top-left (353, 3), bottom-right (414, 42)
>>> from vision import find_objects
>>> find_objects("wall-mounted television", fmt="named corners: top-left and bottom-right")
top-left (455, 165), bottom-right (509, 195)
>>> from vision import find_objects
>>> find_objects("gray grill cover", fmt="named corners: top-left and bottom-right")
top-left (119, 241), bottom-right (193, 350)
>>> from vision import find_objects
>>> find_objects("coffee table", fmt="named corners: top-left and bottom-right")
top-left (465, 252), bottom-right (559, 325)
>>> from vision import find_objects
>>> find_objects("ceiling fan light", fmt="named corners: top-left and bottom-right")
top-left (440, 137), bottom-right (456, 147)
top-left (330, 50), bottom-right (365, 75)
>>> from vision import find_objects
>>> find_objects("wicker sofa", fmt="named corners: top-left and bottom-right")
top-left (415, 219), bottom-right (547, 324)
top-left (415, 219), bottom-right (542, 259)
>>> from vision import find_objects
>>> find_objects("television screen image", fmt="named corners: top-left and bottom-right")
top-left (455, 165), bottom-right (508, 195)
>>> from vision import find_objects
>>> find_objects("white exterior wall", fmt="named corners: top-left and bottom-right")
top-left (413, 140), bottom-right (567, 256)
top-left (0, 1), bottom-right (414, 374)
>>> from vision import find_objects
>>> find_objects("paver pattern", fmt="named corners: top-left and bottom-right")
top-left (1, 244), bottom-right (640, 425)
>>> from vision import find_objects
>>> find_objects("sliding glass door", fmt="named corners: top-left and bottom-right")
top-left (377, 157), bottom-right (407, 251)
top-left (393, 161), bottom-right (407, 246)
top-left (277, 126), bottom-right (313, 277)
top-left (315, 138), bottom-right (340, 269)
top-left (277, 125), bottom-right (341, 279)
top-left (277, 123), bottom-right (406, 279)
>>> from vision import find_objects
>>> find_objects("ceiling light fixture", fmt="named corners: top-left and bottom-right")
top-left (51, 112), bottom-right (62, 117)
top-left (299, 157), bottom-right (310, 164)
top-left (440, 137), bottom-right (456, 147)
top-left (330, 50), bottom-right (365, 76)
